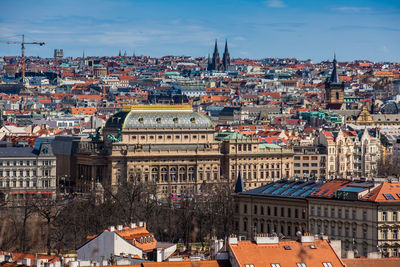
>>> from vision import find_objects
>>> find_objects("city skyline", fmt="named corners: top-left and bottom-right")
top-left (0, 0), bottom-right (400, 62)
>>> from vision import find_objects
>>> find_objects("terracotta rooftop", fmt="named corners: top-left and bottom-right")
top-left (342, 257), bottom-right (400, 267)
top-left (142, 260), bottom-right (230, 267)
top-left (309, 179), bottom-right (351, 198)
top-left (229, 239), bottom-right (345, 267)
top-left (361, 182), bottom-right (400, 202)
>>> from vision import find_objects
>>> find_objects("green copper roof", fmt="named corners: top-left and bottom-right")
top-left (105, 111), bottom-right (213, 129)
top-left (259, 143), bottom-right (282, 149)
top-left (215, 132), bottom-right (249, 140)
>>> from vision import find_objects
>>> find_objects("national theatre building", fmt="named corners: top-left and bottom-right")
top-left (74, 105), bottom-right (293, 196)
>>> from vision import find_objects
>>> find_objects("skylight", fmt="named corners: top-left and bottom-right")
top-left (383, 193), bottom-right (395, 200)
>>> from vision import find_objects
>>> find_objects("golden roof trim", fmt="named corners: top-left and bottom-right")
top-left (122, 104), bottom-right (193, 112)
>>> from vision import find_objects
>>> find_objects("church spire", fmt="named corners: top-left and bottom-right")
top-left (234, 172), bottom-right (245, 193)
top-left (211, 39), bottom-right (220, 71)
top-left (214, 39), bottom-right (218, 54)
top-left (222, 39), bottom-right (230, 71)
top-left (329, 52), bottom-right (340, 84)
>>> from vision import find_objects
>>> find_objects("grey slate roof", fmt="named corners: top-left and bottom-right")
top-left (241, 179), bottom-right (324, 199)
top-left (0, 147), bottom-right (39, 157)
top-left (106, 111), bottom-right (214, 129)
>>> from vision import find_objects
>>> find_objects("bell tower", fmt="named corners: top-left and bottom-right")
top-left (325, 54), bottom-right (344, 109)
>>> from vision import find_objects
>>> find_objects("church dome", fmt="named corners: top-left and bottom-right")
top-left (105, 105), bottom-right (214, 129)
top-left (380, 102), bottom-right (400, 114)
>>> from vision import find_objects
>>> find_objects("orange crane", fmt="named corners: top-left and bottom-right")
top-left (0, 34), bottom-right (45, 83)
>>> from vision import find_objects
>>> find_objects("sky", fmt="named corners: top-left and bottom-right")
top-left (0, 0), bottom-right (399, 62)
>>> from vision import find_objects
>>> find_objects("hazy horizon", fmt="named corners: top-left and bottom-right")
top-left (1, 0), bottom-right (399, 62)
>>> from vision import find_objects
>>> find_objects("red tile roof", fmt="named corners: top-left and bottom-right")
top-left (342, 257), bottom-right (400, 267)
top-left (229, 239), bottom-right (344, 267)
top-left (309, 179), bottom-right (351, 198)
top-left (361, 182), bottom-right (400, 202)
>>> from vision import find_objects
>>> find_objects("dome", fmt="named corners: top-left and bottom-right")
top-left (380, 102), bottom-right (400, 114)
top-left (105, 105), bottom-right (214, 129)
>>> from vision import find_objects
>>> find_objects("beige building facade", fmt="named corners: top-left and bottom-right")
top-left (74, 105), bottom-right (295, 196)
top-left (234, 179), bottom-right (400, 258)
top-left (0, 142), bottom-right (57, 201)
top-left (316, 129), bottom-right (379, 179)
top-left (293, 145), bottom-right (327, 179)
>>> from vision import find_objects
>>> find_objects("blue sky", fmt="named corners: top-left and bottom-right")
top-left (0, 0), bottom-right (399, 62)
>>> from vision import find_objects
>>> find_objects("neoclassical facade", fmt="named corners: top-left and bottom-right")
top-left (0, 141), bottom-right (56, 201)
top-left (74, 105), bottom-right (296, 196)
top-left (217, 132), bottom-right (294, 190)
top-left (75, 105), bottom-right (222, 195)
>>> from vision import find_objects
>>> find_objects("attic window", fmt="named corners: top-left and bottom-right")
top-left (271, 264), bottom-right (281, 267)
top-left (310, 245), bottom-right (316, 249)
top-left (138, 117), bottom-right (144, 124)
top-left (156, 117), bottom-right (161, 124)
top-left (284, 245), bottom-right (291, 250)
top-left (190, 117), bottom-right (196, 123)
top-left (173, 117), bottom-right (179, 123)
top-left (245, 265), bottom-right (255, 267)
top-left (297, 264), bottom-right (306, 267)
top-left (322, 263), bottom-right (333, 267)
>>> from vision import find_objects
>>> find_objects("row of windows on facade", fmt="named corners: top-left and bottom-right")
top-left (236, 144), bottom-right (257, 151)
top-left (311, 224), bottom-right (369, 239)
top-left (238, 219), bottom-right (305, 239)
top-left (131, 134), bottom-right (207, 140)
top-left (311, 224), bottom-right (371, 256)
top-left (0, 179), bottom-right (52, 188)
top-left (231, 171), bottom-right (287, 180)
top-left (294, 170), bottom-right (324, 175)
top-left (311, 206), bottom-right (369, 220)
top-left (294, 163), bottom-right (323, 167)
top-left (328, 146), bottom-right (376, 153)
top-left (0, 169), bottom-right (51, 177)
top-left (122, 171), bottom-right (219, 182)
top-left (380, 229), bottom-right (399, 240)
top-left (328, 155), bottom-right (376, 163)
top-left (239, 204), bottom-right (306, 219)
top-left (232, 163), bottom-right (290, 169)
top-left (294, 156), bottom-right (326, 161)
top-left (134, 166), bottom-right (218, 172)
top-left (233, 157), bottom-right (290, 162)
top-left (0, 160), bottom-right (53, 166)
top-left (381, 211), bottom-right (399, 221)
top-left (161, 184), bottom-right (196, 193)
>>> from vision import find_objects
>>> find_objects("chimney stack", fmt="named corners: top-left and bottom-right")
top-left (301, 235), bottom-right (315, 243)
top-left (228, 235), bottom-right (238, 245)
top-left (254, 234), bottom-right (279, 244)
top-left (139, 221), bottom-right (144, 227)
top-left (130, 223), bottom-right (136, 229)
top-left (117, 225), bottom-right (123, 231)
top-left (109, 226), bottom-right (115, 232)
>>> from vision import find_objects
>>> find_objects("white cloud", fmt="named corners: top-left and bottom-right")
top-left (264, 0), bottom-right (286, 8)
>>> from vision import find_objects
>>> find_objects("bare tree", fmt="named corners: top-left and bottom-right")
top-left (34, 199), bottom-right (65, 255)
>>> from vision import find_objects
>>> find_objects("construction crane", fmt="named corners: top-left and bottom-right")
top-left (0, 34), bottom-right (45, 83)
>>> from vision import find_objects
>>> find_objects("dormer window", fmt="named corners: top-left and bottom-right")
top-left (173, 117), bottom-right (178, 123)
top-left (138, 117), bottom-right (144, 124)
top-left (190, 117), bottom-right (196, 123)
top-left (156, 117), bottom-right (161, 124)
